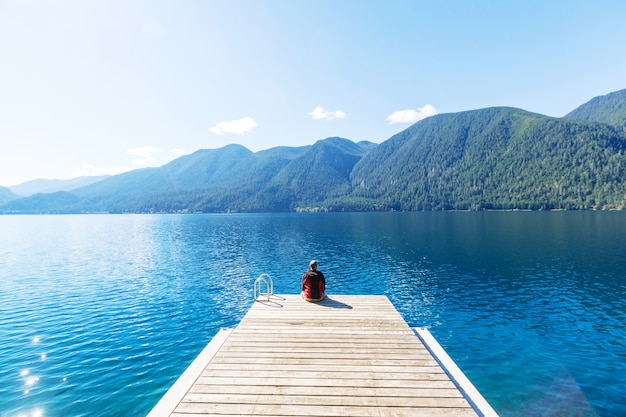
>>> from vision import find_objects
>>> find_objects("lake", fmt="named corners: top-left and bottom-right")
top-left (0, 212), bottom-right (624, 416)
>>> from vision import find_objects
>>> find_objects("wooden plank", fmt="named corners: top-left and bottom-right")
top-left (179, 393), bottom-right (471, 407)
top-left (190, 382), bottom-right (459, 393)
top-left (171, 403), bottom-right (477, 417)
top-left (213, 352), bottom-right (435, 361)
top-left (200, 363), bottom-right (448, 375)
top-left (210, 357), bottom-right (439, 367)
top-left (197, 372), bottom-right (454, 384)
top-left (147, 328), bottom-right (232, 417)
top-left (219, 343), bottom-right (426, 352)
top-left (188, 385), bottom-right (463, 397)
top-left (148, 295), bottom-right (497, 417)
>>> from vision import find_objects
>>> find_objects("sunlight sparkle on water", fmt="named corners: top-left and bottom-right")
top-left (23, 373), bottom-right (40, 394)
top-left (14, 408), bottom-right (43, 417)
top-left (25, 377), bottom-right (39, 386)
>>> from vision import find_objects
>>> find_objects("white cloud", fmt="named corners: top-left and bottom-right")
top-left (70, 165), bottom-right (132, 177)
top-left (127, 146), bottom-right (163, 166)
top-left (386, 104), bottom-right (438, 124)
top-left (67, 146), bottom-right (182, 179)
top-left (209, 117), bottom-right (258, 135)
top-left (308, 106), bottom-right (346, 120)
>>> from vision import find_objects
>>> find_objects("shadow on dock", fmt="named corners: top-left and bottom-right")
top-left (255, 295), bottom-right (352, 309)
top-left (316, 296), bottom-right (353, 309)
top-left (254, 294), bottom-right (286, 308)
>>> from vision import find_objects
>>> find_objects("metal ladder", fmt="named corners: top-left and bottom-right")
top-left (253, 273), bottom-right (274, 302)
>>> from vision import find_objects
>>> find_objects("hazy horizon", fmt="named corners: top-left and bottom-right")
top-left (2, 1), bottom-right (626, 186)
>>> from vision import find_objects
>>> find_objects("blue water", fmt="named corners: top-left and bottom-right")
top-left (0, 212), bottom-right (624, 417)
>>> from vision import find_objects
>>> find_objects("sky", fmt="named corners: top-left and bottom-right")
top-left (1, 0), bottom-right (626, 187)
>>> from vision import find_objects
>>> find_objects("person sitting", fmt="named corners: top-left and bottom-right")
top-left (301, 260), bottom-right (326, 302)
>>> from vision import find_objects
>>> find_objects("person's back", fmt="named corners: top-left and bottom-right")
top-left (301, 260), bottom-right (325, 302)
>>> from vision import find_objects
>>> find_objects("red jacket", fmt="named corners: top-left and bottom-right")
top-left (302, 270), bottom-right (325, 300)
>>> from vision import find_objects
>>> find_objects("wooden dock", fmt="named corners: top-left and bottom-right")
top-left (148, 294), bottom-right (498, 416)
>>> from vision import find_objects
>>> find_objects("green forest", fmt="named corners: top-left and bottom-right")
top-left (2, 89), bottom-right (626, 214)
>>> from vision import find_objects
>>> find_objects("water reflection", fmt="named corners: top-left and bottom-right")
top-left (0, 213), bottom-right (624, 416)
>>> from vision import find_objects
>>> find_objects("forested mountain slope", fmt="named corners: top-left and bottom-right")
top-left (1, 138), bottom-right (374, 213)
top-left (0, 186), bottom-right (19, 205)
top-left (8, 176), bottom-right (108, 197)
top-left (266, 138), bottom-right (375, 209)
top-left (2, 89), bottom-right (626, 213)
top-left (348, 107), bottom-right (626, 210)
top-left (564, 88), bottom-right (626, 130)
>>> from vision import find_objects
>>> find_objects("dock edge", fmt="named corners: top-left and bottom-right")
top-left (147, 328), bottom-right (233, 417)
top-left (413, 327), bottom-right (499, 417)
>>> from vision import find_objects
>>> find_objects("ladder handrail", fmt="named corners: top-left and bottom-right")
top-left (253, 273), bottom-right (274, 302)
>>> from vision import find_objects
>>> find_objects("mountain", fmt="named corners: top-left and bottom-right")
top-left (8, 176), bottom-right (109, 196)
top-left (1, 138), bottom-right (374, 213)
top-left (564, 88), bottom-right (626, 130)
top-left (71, 144), bottom-right (260, 212)
top-left (2, 89), bottom-right (626, 213)
top-left (70, 138), bottom-right (375, 213)
top-left (0, 191), bottom-right (81, 214)
top-left (0, 186), bottom-right (19, 205)
top-left (266, 138), bottom-right (376, 209)
top-left (69, 143), bottom-right (313, 212)
top-left (348, 107), bottom-right (626, 210)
